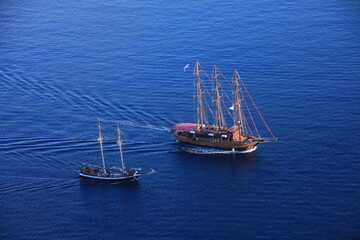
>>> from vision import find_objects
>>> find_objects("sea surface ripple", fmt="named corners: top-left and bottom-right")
top-left (0, 1), bottom-right (359, 239)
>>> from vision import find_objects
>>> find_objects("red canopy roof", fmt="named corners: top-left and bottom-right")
top-left (172, 123), bottom-right (198, 132)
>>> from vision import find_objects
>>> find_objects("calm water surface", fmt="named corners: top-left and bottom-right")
top-left (0, 1), bottom-right (359, 239)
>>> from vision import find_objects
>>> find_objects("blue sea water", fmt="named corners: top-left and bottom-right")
top-left (0, 0), bottom-right (360, 239)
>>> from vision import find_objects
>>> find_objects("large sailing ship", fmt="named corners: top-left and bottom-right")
top-left (171, 61), bottom-right (276, 152)
top-left (79, 120), bottom-right (155, 181)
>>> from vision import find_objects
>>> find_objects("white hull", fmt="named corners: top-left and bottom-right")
top-left (79, 168), bottom-right (155, 181)
top-left (79, 172), bottom-right (138, 181)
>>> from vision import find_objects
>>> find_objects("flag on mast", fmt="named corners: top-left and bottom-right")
top-left (229, 105), bottom-right (234, 111)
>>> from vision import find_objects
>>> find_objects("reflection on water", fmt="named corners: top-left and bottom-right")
top-left (1, 0), bottom-right (359, 239)
top-left (78, 178), bottom-right (142, 207)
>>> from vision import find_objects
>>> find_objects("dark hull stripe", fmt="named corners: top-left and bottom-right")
top-left (175, 136), bottom-right (259, 150)
top-left (79, 173), bottom-right (138, 182)
top-left (177, 139), bottom-right (259, 150)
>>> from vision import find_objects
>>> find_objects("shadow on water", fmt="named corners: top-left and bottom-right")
top-left (78, 178), bottom-right (143, 209)
top-left (78, 178), bottom-right (141, 195)
top-left (77, 179), bottom-right (147, 223)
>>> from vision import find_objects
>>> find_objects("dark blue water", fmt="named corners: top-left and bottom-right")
top-left (1, 1), bottom-right (359, 239)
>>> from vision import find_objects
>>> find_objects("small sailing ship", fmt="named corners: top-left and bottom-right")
top-left (171, 61), bottom-right (276, 152)
top-left (79, 120), bottom-right (155, 181)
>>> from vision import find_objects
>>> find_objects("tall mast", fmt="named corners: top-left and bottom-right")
top-left (97, 118), bottom-right (107, 174)
top-left (195, 61), bottom-right (205, 128)
top-left (213, 65), bottom-right (224, 129)
top-left (117, 121), bottom-right (126, 170)
top-left (233, 70), bottom-right (243, 136)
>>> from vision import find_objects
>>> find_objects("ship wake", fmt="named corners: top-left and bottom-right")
top-left (179, 146), bottom-right (257, 154)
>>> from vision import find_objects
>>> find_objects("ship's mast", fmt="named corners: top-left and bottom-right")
top-left (213, 65), bottom-right (225, 129)
top-left (97, 118), bottom-right (107, 174)
top-left (195, 61), bottom-right (205, 129)
top-left (117, 121), bottom-right (126, 171)
top-left (233, 70), bottom-right (243, 137)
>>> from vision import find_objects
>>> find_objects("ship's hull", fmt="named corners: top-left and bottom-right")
top-left (79, 167), bottom-right (155, 182)
top-left (171, 123), bottom-right (275, 152)
top-left (79, 172), bottom-right (138, 182)
top-left (174, 134), bottom-right (259, 151)
top-left (177, 142), bottom-right (258, 154)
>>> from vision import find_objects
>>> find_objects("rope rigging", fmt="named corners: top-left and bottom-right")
top-left (191, 62), bottom-right (275, 139)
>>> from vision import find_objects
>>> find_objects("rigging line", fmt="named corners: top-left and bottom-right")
top-left (203, 93), bottom-right (215, 123)
top-left (195, 72), bottom-right (214, 101)
top-left (193, 102), bottom-right (197, 124)
top-left (218, 70), bottom-right (235, 88)
top-left (193, 72), bottom-right (197, 124)
top-left (199, 75), bottom-right (214, 101)
top-left (218, 76), bottom-right (236, 105)
top-left (239, 77), bottom-right (276, 138)
top-left (102, 131), bottom-right (127, 140)
top-left (201, 65), bottom-right (230, 108)
top-left (197, 62), bottom-right (215, 86)
top-left (202, 67), bottom-right (215, 85)
top-left (243, 105), bottom-right (254, 136)
top-left (215, 67), bottom-right (235, 104)
top-left (241, 104), bottom-right (252, 136)
top-left (219, 84), bottom-right (234, 103)
top-left (204, 87), bottom-right (214, 101)
top-left (214, 96), bottom-right (226, 128)
top-left (194, 84), bottom-right (213, 124)
top-left (232, 101), bottom-right (236, 126)
top-left (101, 133), bottom-right (111, 140)
top-left (195, 62), bottom-right (206, 126)
top-left (221, 99), bottom-right (235, 123)
top-left (241, 88), bottom-right (260, 137)
top-left (220, 93), bottom-right (235, 126)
